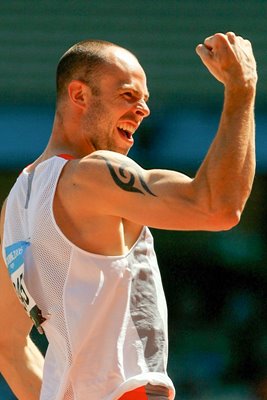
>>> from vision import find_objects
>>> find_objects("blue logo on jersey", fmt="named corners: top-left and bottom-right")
top-left (5, 241), bottom-right (30, 275)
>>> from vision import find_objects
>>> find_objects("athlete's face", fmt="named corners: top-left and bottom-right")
top-left (82, 48), bottom-right (150, 155)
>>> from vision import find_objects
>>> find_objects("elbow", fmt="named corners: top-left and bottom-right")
top-left (203, 189), bottom-right (247, 231)
top-left (208, 208), bottom-right (242, 231)
top-left (220, 209), bottom-right (242, 230)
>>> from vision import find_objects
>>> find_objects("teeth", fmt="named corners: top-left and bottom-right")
top-left (117, 123), bottom-right (135, 134)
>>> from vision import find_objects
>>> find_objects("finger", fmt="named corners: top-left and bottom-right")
top-left (226, 31), bottom-right (236, 44)
top-left (203, 35), bottom-right (215, 50)
top-left (204, 33), bottom-right (227, 51)
top-left (226, 32), bottom-right (251, 48)
top-left (226, 32), bottom-right (253, 56)
top-left (195, 43), bottom-right (213, 59)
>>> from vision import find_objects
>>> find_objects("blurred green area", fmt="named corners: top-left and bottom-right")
top-left (0, 0), bottom-right (267, 110)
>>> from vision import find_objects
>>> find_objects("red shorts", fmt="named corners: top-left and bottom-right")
top-left (118, 386), bottom-right (147, 399)
top-left (118, 385), bottom-right (170, 399)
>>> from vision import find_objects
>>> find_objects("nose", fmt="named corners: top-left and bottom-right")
top-left (135, 99), bottom-right (150, 118)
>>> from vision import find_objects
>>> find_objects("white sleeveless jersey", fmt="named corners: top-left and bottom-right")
top-left (2, 156), bottom-right (175, 400)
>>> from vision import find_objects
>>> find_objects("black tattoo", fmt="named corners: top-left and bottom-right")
top-left (92, 155), bottom-right (156, 197)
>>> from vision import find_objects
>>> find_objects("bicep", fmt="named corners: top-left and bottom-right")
top-left (64, 151), bottom-right (218, 231)
top-left (108, 167), bottom-right (204, 229)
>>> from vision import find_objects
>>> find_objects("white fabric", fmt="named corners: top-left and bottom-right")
top-left (2, 156), bottom-right (175, 400)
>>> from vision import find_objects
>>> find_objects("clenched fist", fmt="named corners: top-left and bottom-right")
top-left (196, 32), bottom-right (257, 92)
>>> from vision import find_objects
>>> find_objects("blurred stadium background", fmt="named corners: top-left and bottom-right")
top-left (1, 1), bottom-right (267, 399)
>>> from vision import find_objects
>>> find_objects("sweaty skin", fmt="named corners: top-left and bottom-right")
top-left (0, 32), bottom-right (257, 398)
top-left (52, 33), bottom-right (256, 255)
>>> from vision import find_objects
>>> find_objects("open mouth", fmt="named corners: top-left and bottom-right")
top-left (118, 127), bottom-right (132, 139)
top-left (117, 123), bottom-right (136, 141)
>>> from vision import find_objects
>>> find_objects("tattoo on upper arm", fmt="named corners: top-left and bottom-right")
top-left (92, 155), bottom-right (157, 197)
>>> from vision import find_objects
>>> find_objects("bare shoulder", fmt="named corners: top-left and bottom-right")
top-left (61, 150), bottom-right (140, 181)
top-left (77, 150), bottom-right (146, 180)
top-left (59, 150), bottom-right (154, 204)
top-left (56, 149), bottom-right (193, 229)
top-left (78, 150), bottom-right (153, 194)
top-left (55, 149), bottom-right (161, 229)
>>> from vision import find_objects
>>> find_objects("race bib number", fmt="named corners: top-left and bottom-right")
top-left (5, 241), bottom-right (45, 333)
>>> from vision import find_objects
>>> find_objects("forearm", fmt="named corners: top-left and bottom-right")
top-left (0, 334), bottom-right (44, 400)
top-left (194, 87), bottom-right (256, 227)
top-left (191, 32), bottom-right (257, 229)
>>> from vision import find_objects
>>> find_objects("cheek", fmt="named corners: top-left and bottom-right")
top-left (88, 99), bottom-right (127, 132)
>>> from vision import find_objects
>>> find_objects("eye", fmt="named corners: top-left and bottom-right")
top-left (123, 92), bottom-right (134, 99)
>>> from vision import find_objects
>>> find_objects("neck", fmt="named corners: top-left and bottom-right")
top-left (44, 111), bottom-right (94, 160)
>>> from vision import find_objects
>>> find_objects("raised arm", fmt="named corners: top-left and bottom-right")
top-left (0, 201), bottom-right (44, 400)
top-left (193, 32), bottom-right (257, 224)
top-left (57, 32), bottom-right (256, 232)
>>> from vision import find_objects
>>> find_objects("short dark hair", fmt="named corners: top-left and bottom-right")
top-left (56, 39), bottom-right (119, 102)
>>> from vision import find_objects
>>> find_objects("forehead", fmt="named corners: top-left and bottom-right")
top-left (98, 47), bottom-right (149, 98)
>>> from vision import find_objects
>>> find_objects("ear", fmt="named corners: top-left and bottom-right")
top-left (67, 80), bottom-right (91, 110)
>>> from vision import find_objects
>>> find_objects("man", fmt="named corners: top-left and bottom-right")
top-left (0, 32), bottom-right (257, 400)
